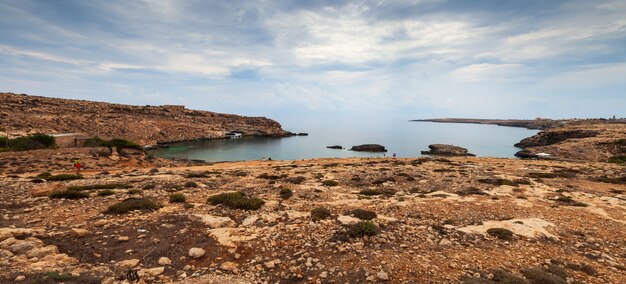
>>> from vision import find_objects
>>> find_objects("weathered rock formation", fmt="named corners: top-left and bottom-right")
top-left (350, 144), bottom-right (387, 152)
top-left (514, 130), bottom-right (599, 148)
top-left (326, 145), bottom-right (343, 150)
top-left (0, 93), bottom-right (291, 145)
top-left (421, 144), bottom-right (475, 156)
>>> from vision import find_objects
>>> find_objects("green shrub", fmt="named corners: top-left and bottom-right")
top-left (486, 228), bottom-right (514, 240)
top-left (346, 209), bottom-right (377, 220)
top-left (184, 203), bottom-right (195, 209)
top-left (45, 174), bottom-right (83, 181)
top-left (2, 133), bottom-right (55, 151)
top-left (184, 181), bottom-right (198, 188)
top-left (67, 183), bottom-right (131, 191)
top-left (185, 172), bottom-right (209, 178)
top-left (127, 189), bottom-right (142, 194)
top-left (36, 172), bottom-right (52, 179)
top-left (142, 183), bottom-right (156, 189)
top-left (207, 192), bottom-right (264, 210)
top-left (359, 189), bottom-right (383, 196)
top-left (348, 221), bottom-right (379, 238)
top-left (258, 173), bottom-right (280, 180)
top-left (310, 207), bottom-right (331, 221)
top-left (97, 189), bottom-right (115, 196)
top-left (106, 198), bottom-right (161, 214)
top-left (279, 188), bottom-right (293, 199)
top-left (45, 271), bottom-right (74, 281)
top-left (107, 139), bottom-right (142, 151)
top-left (607, 155), bottom-right (626, 165)
top-left (284, 176), bottom-right (306, 184)
top-left (555, 195), bottom-right (587, 207)
top-left (49, 190), bottom-right (89, 199)
top-left (169, 193), bottom-right (186, 203)
top-left (84, 137), bottom-right (142, 151)
top-left (521, 267), bottom-right (566, 284)
top-left (321, 180), bottom-right (339, 187)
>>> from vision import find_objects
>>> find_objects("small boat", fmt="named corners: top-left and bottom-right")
top-left (225, 132), bottom-right (242, 139)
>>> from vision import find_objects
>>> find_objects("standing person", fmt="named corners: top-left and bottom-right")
top-left (73, 159), bottom-right (81, 175)
top-left (393, 153), bottom-right (397, 158)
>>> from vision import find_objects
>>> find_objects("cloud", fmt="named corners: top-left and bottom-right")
top-left (0, 0), bottom-right (625, 119)
top-left (449, 63), bottom-right (524, 82)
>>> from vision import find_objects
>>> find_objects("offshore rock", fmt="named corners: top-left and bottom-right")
top-left (421, 144), bottom-right (475, 156)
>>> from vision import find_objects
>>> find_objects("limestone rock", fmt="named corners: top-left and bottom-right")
top-left (188, 247), bottom-right (206, 259)
top-left (220, 261), bottom-right (239, 272)
top-left (71, 228), bottom-right (91, 237)
top-left (337, 215), bottom-right (360, 225)
top-left (117, 259), bottom-right (140, 268)
top-left (138, 267), bottom-right (165, 277)
top-left (158, 257), bottom-right (172, 266)
top-left (192, 214), bottom-right (236, 228)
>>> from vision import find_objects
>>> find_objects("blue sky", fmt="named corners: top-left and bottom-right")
top-left (1, 0), bottom-right (625, 128)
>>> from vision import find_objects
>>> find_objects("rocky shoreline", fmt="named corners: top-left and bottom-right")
top-left (0, 93), bottom-right (292, 146)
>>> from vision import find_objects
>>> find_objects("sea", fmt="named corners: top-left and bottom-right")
top-left (148, 121), bottom-right (538, 162)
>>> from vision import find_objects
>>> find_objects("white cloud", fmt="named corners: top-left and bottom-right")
top-left (449, 63), bottom-right (524, 82)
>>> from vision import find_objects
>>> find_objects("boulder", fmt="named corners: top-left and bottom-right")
top-left (188, 247), bottom-right (206, 259)
top-left (158, 257), bottom-right (172, 265)
top-left (350, 144), bottom-right (387, 152)
top-left (326, 145), bottom-right (343, 150)
top-left (421, 144), bottom-right (475, 156)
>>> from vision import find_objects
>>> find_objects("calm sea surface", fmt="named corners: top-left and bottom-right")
top-left (149, 121), bottom-right (538, 162)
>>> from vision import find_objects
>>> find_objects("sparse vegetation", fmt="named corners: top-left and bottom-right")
top-left (49, 190), bottom-right (89, 199)
top-left (345, 209), bottom-right (377, 220)
top-left (521, 267), bottom-right (566, 284)
top-left (359, 189), bottom-right (383, 196)
top-left (185, 172), bottom-right (208, 178)
top-left (45, 271), bottom-right (75, 281)
top-left (321, 180), bottom-right (339, 187)
top-left (106, 198), bottom-right (161, 214)
top-left (45, 174), bottom-right (83, 181)
top-left (0, 133), bottom-right (55, 151)
top-left (279, 188), bottom-right (293, 199)
top-left (67, 183), bottom-right (131, 191)
top-left (169, 193), bottom-right (186, 203)
top-left (127, 189), bottom-right (142, 194)
top-left (607, 155), bottom-right (626, 165)
top-left (84, 137), bottom-right (143, 151)
top-left (310, 207), bottom-right (331, 221)
top-left (555, 195), bottom-right (587, 207)
top-left (478, 178), bottom-right (530, 186)
top-left (184, 181), bottom-right (198, 188)
top-left (97, 189), bottom-right (115, 196)
top-left (284, 176), bottom-right (306, 184)
top-left (348, 221), bottom-right (379, 238)
top-left (207, 191), bottom-right (264, 210)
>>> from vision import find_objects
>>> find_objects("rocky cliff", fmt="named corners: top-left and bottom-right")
top-left (0, 93), bottom-right (291, 145)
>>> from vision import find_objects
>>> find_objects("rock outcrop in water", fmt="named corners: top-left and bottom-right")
top-left (514, 130), bottom-right (599, 148)
top-left (421, 144), bottom-right (475, 156)
top-left (326, 145), bottom-right (343, 150)
top-left (350, 144), bottom-right (387, 152)
top-left (0, 93), bottom-right (290, 145)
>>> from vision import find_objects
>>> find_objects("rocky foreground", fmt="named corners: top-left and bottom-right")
top-left (1, 151), bottom-right (625, 283)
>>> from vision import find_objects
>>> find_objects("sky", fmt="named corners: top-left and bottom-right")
top-left (1, 0), bottom-right (625, 129)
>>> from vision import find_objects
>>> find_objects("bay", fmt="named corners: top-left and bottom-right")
top-left (149, 121), bottom-right (538, 162)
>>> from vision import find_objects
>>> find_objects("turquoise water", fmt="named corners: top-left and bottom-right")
top-left (149, 121), bottom-right (538, 162)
